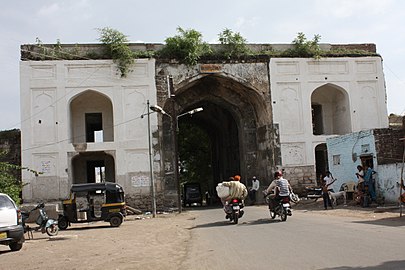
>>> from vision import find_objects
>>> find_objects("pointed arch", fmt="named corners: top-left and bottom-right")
top-left (69, 90), bottom-right (114, 143)
top-left (71, 151), bottom-right (116, 184)
top-left (158, 72), bottom-right (275, 192)
top-left (311, 83), bottom-right (351, 135)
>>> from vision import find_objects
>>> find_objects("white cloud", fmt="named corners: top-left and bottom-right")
top-left (37, 3), bottom-right (60, 16)
top-left (314, 0), bottom-right (394, 18)
top-left (235, 16), bottom-right (259, 29)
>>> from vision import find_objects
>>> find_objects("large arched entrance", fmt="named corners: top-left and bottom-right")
top-left (177, 100), bottom-right (241, 200)
top-left (158, 73), bottom-right (277, 205)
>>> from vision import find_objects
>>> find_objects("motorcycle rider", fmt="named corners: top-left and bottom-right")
top-left (265, 171), bottom-right (292, 211)
top-left (221, 175), bottom-right (248, 218)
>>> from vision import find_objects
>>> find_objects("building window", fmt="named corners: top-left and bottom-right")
top-left (85, 113), bottom-right (103, 142)
top-left (333, 155), bottom-right (341, 165)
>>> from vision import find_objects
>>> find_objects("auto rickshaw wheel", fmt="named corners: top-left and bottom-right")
top-left (109, 215), bottom-right (123, 227)
top-left (58, 216), bottom-right (69, 230)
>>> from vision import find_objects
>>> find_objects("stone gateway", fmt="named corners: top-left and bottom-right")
top-left (20, 43), bottom-right (388, 209)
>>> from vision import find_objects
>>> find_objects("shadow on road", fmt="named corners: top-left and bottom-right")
top-left (352, 216), bottom-right (405, 227)
top-left (63, 224), bottom-right (112, 231)
top-left (319, 259), bottom-right (405, 270)
top-left (190, 218), bottom-right (288, 229)
top-left (190, 220), bottom-right (233, 229)
top-left (239, 218), bottom-right (285, 226)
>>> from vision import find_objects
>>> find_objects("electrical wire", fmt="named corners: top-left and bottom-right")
top-left (2, 41), bottom-right (155, 130)
top-left (6, 43), bottom-right (157, 152)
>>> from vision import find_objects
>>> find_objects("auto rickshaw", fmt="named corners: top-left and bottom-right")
top-left (58, 182), bottom-right (126, 230)
top-left (183, 183), bottom-right (202, 207)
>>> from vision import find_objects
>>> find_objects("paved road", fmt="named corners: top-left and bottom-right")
top-left (180, 206), bottom-right (405, 270)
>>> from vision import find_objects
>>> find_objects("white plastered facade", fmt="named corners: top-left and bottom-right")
top-left (270, 57), bottom-right (388, 171)
top-left (20, 59), bottom-right (158, 201)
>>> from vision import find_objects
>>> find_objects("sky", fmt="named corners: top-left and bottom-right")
top-left (1, 0), bottom-right (404, 130)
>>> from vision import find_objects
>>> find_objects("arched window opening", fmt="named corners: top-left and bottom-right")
top-left (311, 84), bottom-right (351, 135)
top-left (70, 90), bottom-right (114, 143)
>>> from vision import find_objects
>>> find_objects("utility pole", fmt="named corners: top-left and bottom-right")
top-left (147, 100), bottom-right (157, 218)
top-left (400, 137), bottom-right (405, 217)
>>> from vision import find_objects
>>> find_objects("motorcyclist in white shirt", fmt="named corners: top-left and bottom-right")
top-left (265, 171), bottom-right (292, 209)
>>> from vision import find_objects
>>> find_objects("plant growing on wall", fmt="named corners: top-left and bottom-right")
top-left (33, 38), bottom-right (81, 60)
top-left (284, 32), bottom-right (322, 59)
top-left (158, 27), bottom-right (212, 65)
top-left (97, 27), bottom-right (134, 77)
top-left (218, 28), bottom-right (251, 58)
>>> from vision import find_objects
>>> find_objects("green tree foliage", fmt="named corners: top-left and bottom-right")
top-left (218, 28), bottom-right (251, 58)
top-left (178, 122), bottom-right (212, 190)
top-left (0, 159), bottom-right (24, 204)
top-left (97, 27), bottom-right (135, 77)
top-left (0, 151), bottom-right (41, 205)
top-left (284, 32), bottom-right (322, 59)
top-left (159, 27), bottom-right (212, 65)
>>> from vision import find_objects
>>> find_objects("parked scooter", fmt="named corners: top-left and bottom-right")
top-left (225, 198), bottom-right (245, 224)
top-left (266, 195), bottom-right (292, 221)
top-left (22, 203), bottom-right (58, 239)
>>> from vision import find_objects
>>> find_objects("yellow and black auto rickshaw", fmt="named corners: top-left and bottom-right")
top-left (58, 182), bottom-right (126, 229)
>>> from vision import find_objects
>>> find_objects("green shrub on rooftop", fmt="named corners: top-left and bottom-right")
top-left (158, 27), bottom-right (212, 65)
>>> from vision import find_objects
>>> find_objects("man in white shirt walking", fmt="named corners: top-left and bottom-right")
top-left (249, 176), bottom-right (260, 205)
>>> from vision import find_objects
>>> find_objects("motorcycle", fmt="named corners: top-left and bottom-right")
top-left (225, 198), bottom-right (244, 224)
top-left (266, 195), bottom-right (292, 221)
top-left (22, 203), bottom-right (59, 239)
top-left (305, 186), bottom-right (323, 201)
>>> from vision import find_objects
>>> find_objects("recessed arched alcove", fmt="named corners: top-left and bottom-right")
top-left (71, 151), bottom-right (116, 184)
top-left (69, 90), bottom-right (114, 143)
top-left (311, 84), bottom-right (351, 135)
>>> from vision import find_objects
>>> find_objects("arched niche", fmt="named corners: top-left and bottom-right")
top-left (69, 90), bottom-right (114, 143)
top-left (311, 84), bottom-right (351, 135)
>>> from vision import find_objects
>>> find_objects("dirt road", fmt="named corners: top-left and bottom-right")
top-left (0, 212), bottom-right (195, 270)
top-left (1, 202), bottom-right (402, 270)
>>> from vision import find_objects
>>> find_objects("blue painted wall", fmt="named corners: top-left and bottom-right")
top-left (326, 129), bottom-right (404, 203)
top-left (326, 130), bottom-right (376, 192)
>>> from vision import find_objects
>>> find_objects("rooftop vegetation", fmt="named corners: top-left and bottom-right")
top-left (23, 27), bottom-right (379, 77)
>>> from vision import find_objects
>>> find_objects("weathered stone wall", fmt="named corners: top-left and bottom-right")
top-left (125, 192), bottom-right (168, 212)
top-left (155, 60), bottom-right (277, 192)
top-left (20, 43), bottom-right (377, 61)
top-left (330, 43), bottom-right (376, 53)
top-left (282, 165), bottom-right (316, 195)
top-left (374, 128), bottom-right (405, 164)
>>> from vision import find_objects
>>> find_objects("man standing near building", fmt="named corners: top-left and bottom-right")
top-left (249, 176), bottom-right (260, 205)
top-left (323, 171), bottom-right (336, 208)
top-left (363, 164), bottom-right (376, 202)
top-left (323, 171), bottom-right (336, 193)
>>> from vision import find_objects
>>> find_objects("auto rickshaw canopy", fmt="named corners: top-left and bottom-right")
top-left (70, 182), bottom-right (124, 194)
